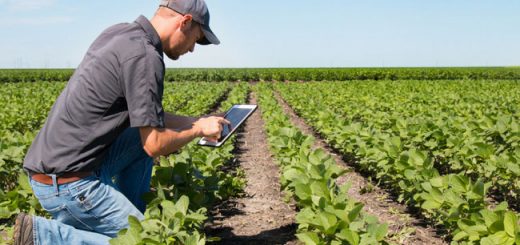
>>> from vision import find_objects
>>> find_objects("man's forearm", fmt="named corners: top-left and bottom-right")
top-left (164, 112), bottom-right (199, 130)
top-left (141, 126), bottom-right (201, 157)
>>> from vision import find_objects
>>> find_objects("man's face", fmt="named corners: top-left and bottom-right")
top-left (164, 19), bottom-right (203, 60)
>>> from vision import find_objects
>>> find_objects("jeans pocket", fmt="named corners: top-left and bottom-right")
top-left (40, 201), bottom-right (66, 215)
top-left (35, 194), bottom-right (94, 231)
top-left (69, 179), bottom-right (133, 236)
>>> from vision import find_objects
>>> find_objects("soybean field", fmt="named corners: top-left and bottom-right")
top-left (1, 67), bottom-right (520, 245)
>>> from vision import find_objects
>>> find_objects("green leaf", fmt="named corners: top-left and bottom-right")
top-left (283, 168), bottom-right (304, 182)
top-left (504, 211), bottom-right (518, 237)
top-left (325, 206), bottom-right (349, 223)
top-left (0, 207), bottom-right (11, 219)
top-left (474, 142), bottom-right (494, 158)
top-left (421, 200), bottom-right (442, 210)
top-left (470, 180), bottom-right (486, 199)
top-left (480, 236), bottom-right (494, 245)
top-left (109, 216), bottom-right (143, 245)
top-left (376, 223), bottom-right (388, 241)
top-left (451, 175), bottom-right (468, 192)
top-left (186, 212), bottom-right (207, 222)
top-left (482, 231), bottom-right (514, 245)
top-left (128, 215), bottom-right (143, 233)
top-left (348, 203), bottom-right (363, 223)
top-left (296, 232), bottom-right (320, 245)
top-left (17, 173), bottom-right (31, 192)
top-left (408, 150), bottom-right (426, 166)
top-left (183, 233), bottom-right (204, 245)
top-left (175, 195), bottom-right (190, 216)
top-left (310, 181), bottom-right (330, 201)
top-left (296, 208), bottom-right (316, 225)
top-left (295, 183), bottom-right (312, 201)
top-left (319, 211), bottom-right (338, 233)
top-left (429, 176), bottom-right (444, 188)
top-left (452, 230), bottom-right (468, 241)
top-left (161, 200), bottom-right (177, 219)
top-left (403, 169), bottom-right (416, 180)
top-left (336, 228), bottom-right (359, 245)
top-left (480, 209), bottom-right (499, 230)
top-left (429, 188), bottom-right (444, 203)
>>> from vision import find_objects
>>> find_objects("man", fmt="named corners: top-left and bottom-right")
top-left (13, 0), bottom-right (227, 244)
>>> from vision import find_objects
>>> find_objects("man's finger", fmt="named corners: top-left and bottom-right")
top-left (214, 132), bottom-right (221, 140)
top-left (207, 134), bottom-right (219, 142)
top-left (221, 118), bottom-right (231, 125)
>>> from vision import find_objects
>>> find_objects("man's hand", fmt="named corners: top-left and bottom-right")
top-left (192, 116), bottom-right (230, 142)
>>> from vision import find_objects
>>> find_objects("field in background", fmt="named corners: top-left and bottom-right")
top-left (1, 67), bottom-right (520, 83)
top-left (1, 67), bottom-right (520, 244)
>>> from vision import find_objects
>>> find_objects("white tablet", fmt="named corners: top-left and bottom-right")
top-left (197, 104), bottom-right (257, 147)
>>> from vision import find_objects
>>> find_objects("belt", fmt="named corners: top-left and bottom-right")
top-left (30, 172), bottom-right (93, 185)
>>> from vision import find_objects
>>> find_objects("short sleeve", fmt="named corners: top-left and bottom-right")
top-left (121, 51), bottom-right (165, 128)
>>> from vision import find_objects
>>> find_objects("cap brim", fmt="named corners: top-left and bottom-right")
top-left (197, 25), bottom-right (220, 45)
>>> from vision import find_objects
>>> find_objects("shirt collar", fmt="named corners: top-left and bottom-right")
top-left (135, 15), bottom-right (162, 52)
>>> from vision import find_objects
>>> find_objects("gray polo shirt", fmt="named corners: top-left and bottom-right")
top-left (23, 16), bottom-right (165, 174)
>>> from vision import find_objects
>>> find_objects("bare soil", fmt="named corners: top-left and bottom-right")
top-left (274, 91), bottom-right (448, 245)
top-left (206, 92), bottom-right (299, 245)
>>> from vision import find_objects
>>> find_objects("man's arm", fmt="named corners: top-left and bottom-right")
top-left (139, 116), bottom-right (229, 157)
top-left (164, 112), bottom-right (198, 130)
top-left (164, 111), bottom-right (226, 130)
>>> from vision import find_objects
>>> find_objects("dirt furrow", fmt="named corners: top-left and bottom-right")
top-left (274, 91), bottom-right (447, 245)
top-left (206, 92), bottom-right (298, 245)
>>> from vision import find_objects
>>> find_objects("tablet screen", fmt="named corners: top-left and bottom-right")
top-left (219, 107), bottom-right (253, 142)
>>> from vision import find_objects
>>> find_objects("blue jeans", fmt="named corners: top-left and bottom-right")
top-left (29, 127), bottom-right (153, 245)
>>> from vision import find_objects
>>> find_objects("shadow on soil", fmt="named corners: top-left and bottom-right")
top-left (206, 223), bottom-right (297, 245)
top-left (209, 199), bottom-right (247, 219)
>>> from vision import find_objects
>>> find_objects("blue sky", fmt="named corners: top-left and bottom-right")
top-left (0, 0), bottom-right (518, 68)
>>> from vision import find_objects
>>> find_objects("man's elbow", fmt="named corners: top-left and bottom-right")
top-left (143, 143), bottom-right (161, 158)
top-left (140, 127), bottom-right (164, 158)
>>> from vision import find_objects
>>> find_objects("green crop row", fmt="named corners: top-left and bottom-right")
top-left (0, 69), bottom-right (73, 83)
top-left (279, 81), bottom-right (520, 208)
top-left (254, 82), bottom-right (388, 245)
top-left (277, 81), bottom-right (520, 244)
top-left (1, 67), bottom-right (520, 83)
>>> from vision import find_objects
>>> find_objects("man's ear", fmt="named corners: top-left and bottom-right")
top-left (180, 14), bottom-right (193, 29)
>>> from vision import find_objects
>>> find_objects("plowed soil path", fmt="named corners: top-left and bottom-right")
top-left (206, 92), bottom-right (298, 245)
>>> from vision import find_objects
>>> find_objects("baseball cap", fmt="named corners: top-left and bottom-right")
top-left (159, 0), bottom-right (220, 45)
